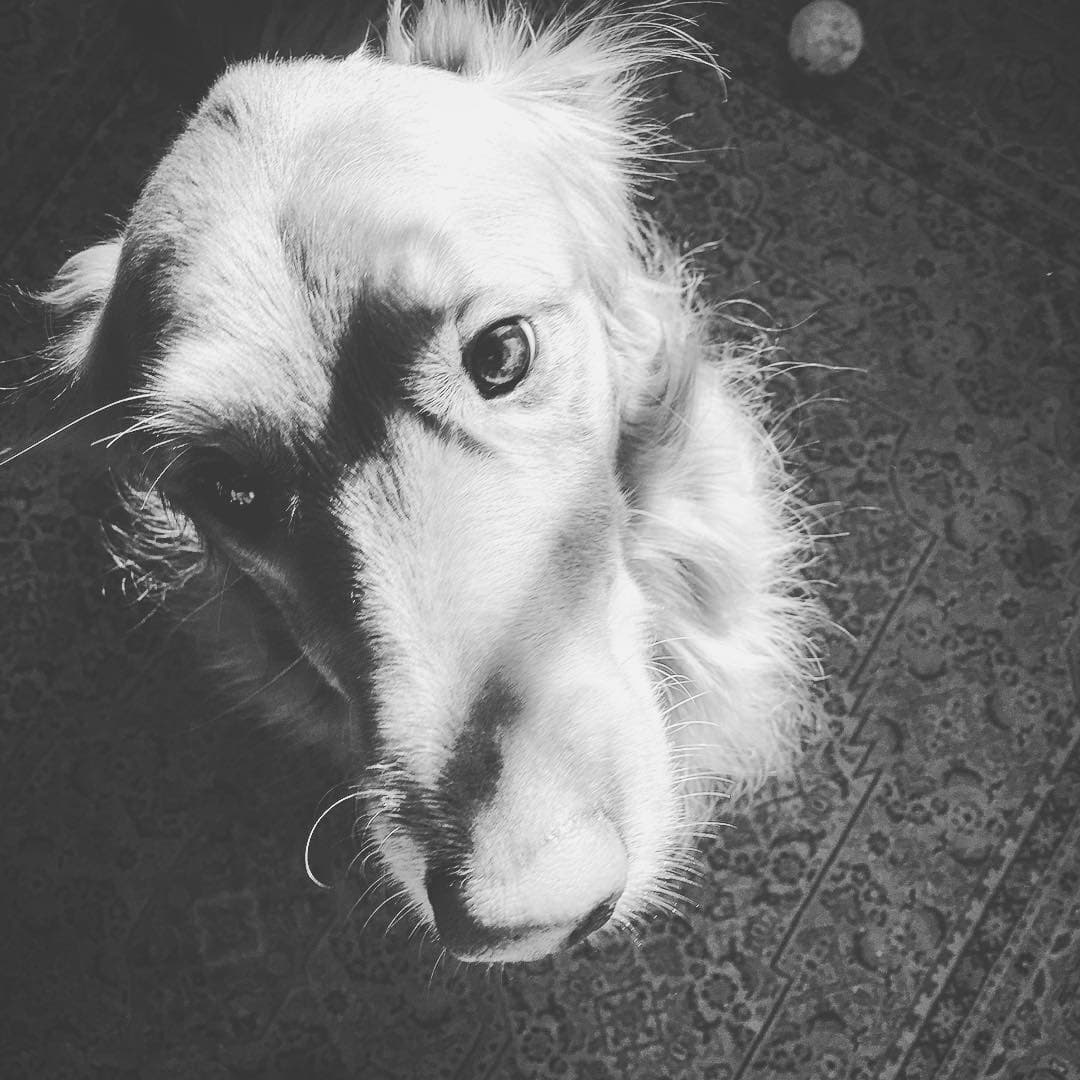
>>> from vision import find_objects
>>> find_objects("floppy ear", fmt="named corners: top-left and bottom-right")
top-left (38, 239), bottom-right (124, 401)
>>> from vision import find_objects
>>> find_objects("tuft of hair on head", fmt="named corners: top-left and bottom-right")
top-left (384, 0), bottom-right (723, 191)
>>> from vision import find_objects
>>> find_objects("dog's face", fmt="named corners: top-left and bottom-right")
top-left (67, 46), bottom-right (684, 960)
top-left (37, 3), bottom-right (816, 964)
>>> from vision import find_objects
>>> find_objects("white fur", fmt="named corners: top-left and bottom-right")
top-left (32, 1), bottom-right (822, 962)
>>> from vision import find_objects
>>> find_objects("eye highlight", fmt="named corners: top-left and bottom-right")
top-left (464, 317), bottom-right (534, 398)
top-left (212, 474), bottom-right (258, 512)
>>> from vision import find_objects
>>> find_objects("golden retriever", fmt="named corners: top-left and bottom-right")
top-left (27, 0), bottom-right (820, 962)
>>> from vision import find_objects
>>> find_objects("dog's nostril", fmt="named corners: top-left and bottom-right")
top-left (565, 893), bottom-right (620, 949)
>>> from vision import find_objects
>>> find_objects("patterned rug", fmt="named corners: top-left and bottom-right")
top-left (2, 2), bottom-right (1078, 1077)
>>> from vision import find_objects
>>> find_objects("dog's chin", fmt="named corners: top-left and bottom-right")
top-left (429, 918), bottom-right (609, 965)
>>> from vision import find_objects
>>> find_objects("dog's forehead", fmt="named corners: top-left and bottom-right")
top-left (135, 55), bottom-right (581, 440)
top-left (142, 53), bottom-right (574, 281)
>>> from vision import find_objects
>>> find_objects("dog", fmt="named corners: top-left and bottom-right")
top-left (26, 0), bottom-right (821, 962)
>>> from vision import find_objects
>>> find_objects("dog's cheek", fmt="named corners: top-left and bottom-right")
top-left (602, 568), bottom-right (684, 887)
top-left (217, 527), bottom-right (370, 704)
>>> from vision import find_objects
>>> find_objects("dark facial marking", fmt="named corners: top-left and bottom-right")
top-left (319, 288), bottom-right (444, 467)
top-left (440, 672), bottom-right (521, 808)
top-left (382, 672), bottom-right (521, 866)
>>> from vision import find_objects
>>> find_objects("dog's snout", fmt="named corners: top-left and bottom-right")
top-left (424, 814), bottom-right (627, 962)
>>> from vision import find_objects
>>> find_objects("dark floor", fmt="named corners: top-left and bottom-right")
top-left (2, 2), bottom-right (1079, 1078)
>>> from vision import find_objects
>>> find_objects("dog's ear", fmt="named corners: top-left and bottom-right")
top-left (38, 239), bottom-right (126, 403)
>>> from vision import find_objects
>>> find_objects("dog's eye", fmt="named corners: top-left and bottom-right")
top-left (464, 318), bottom-right (534, 398)
top-left (187, 456), bottom-right (276, 535)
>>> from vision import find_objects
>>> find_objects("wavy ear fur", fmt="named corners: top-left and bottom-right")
top-left (39, 240), bottom-right (121, 383)
top-left (609, 241), bottom-right (821, 797)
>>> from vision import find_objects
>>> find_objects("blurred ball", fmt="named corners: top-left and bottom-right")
top-left (788, 0), bottom-right (864, 76)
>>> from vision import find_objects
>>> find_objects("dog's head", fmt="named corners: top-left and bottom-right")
top-left (36, 1), bottom-right (817, 961)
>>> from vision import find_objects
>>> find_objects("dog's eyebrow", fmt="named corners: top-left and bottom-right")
top-left (142, 330), bottom-right (333, 464)
top-left (142, 406), bottom-right (307, 484)
top-left (454, 281), bottom-right (570, 327)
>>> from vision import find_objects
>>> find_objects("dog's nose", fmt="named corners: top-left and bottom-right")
top-left (425, 815), bottom-right (627, 962)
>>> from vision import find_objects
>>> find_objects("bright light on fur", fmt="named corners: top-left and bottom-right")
top-left (27, 0), bottom-right (823, 963)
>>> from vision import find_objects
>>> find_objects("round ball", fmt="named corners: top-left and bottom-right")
top-left (788, 0), bottom-right (864, 76)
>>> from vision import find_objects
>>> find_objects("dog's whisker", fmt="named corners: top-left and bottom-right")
top-left (347, 868), bottom-right (392, 915)
top-left (669, 768), bottom-right (738, 786)
top-left (138, 450), bottom-right (190, 511)
top-left (648, 878), bottom-right (692, 904)
top-left (359, 886), bottom-right (413, 935)
top-left (684, 826), bottom-right (734, 842)
top-left (416, 924), bottom-right (436, 963)
top-left (427, 947), bottom-right (449, 990)
top-left (0, 393), bottom-right (147, 468)
top-left (346, 872), bottom-right (393, 924)
top-left (649, 667), bottom-right (690, 687)
top-left (214, 563), bottom-right (232, 636)
top-left (347, 810), bottom-right (398, 875)
top-left (204, 655), bottom-right (306, 724)
top-left (303, 791), bottom-right (362, 889)
top-left (680, 822), bottom-right (735, 842)
top-left (372, 824), bottom-right (402, 858)
top-left (345, 837), bottom-right (378, 878)
top-left (351, 803), bottom-right (388, 836)
top-left (667, 735), bottom-right (735, 753)
top-left (94, 417), bottom-right (153, 450)
top-left (660, 687), bottom-right (714, 716)
top-left (640, 893), bottom-right (681, 919)
top-left (357, 845), bottom-right (387, 880)
top-left (162, 576), bottom-right (243, 633)
top-left (665, 734), bottom-right (728, 752)
top-left (663, 851), bottom-right (708, 876)
top-left (659, 869), bottom-right (702, 890)
top-left (385, 897), bottom-right (422, 936)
